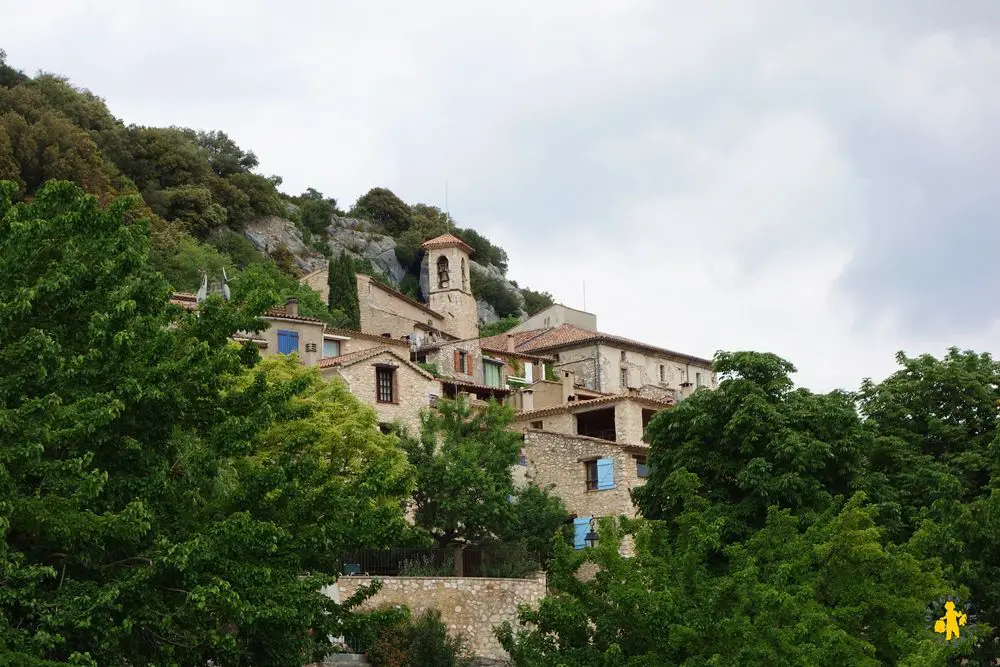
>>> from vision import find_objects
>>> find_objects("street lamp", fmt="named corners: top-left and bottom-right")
top-left (584, 518), bottom-right (599, 548)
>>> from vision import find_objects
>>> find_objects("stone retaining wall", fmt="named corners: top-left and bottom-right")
top-left (335, 574), bottom-right (546, 660)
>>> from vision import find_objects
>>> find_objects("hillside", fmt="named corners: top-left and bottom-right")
top-left (0, 49), bottom-right (553, 331)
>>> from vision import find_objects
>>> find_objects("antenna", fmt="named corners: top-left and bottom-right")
top-left (445, 181), bottom-right (450, 231)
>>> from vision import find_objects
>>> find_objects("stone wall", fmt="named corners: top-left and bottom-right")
top-left (321, 350), bottom-right (441, 434)
top-left (520, 430), bottom-right (646, 520)
top-left (599, 343), bottom-right (716, 394)
top-left (551, 344), bottom-right (600, 391)
top-left (357, 274), bottom-right (444, 341)
top-left (336, 574), bottom-right (546, 660)
top-left (260, 317), bottom-right (326, 367)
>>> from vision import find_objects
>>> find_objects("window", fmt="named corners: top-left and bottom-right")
top-left (376, 366), bottom-right (396, 403)
top-left (530, 420), bottom-right (543, 430)
top-left (696, 372), bottom-right (703, 388)
top-left (573, 516), bottom-right (591, 549)
top-left (323, 339), bottom-right (341, 358)
top-left (461, 258), bottom-right (467, 291)
top-left (277, 329), bottom-right (299, 354)
top-left (453, 349), bottom-right (469, 374)
top-left (554, 353), bottom-right (560, 361)
top-left (620, 367), bottom-right (628, 389)
top-left (635, 456), bottom-right (649, 478)
top-left (524, 362), bottom-right (534, 383)
top-left (585, 458), bottom-right (615, 491)
top-left (620, 350), bottom-right (626, 361)
top-left (659, 364), bottom-right (665, 382)
top-left (436, 256), bottom-right (450, 288)
top-left (484, 360), bottom-right (502, 387)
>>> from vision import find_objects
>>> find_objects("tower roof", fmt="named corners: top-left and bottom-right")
top-left (421, 233), bottom-right (474, 254)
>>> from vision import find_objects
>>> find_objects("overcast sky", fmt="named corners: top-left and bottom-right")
top-left (5, 1), bottom-right (999, 392)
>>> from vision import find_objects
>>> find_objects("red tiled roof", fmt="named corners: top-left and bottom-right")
top-left (440, 376), bottom-right (513, 394)
top-left (323, 326), bottom-right (410, 348)
top-left (421, 233), bottom-right (474, 254)
top-left (514, 393), bottom-right (675, 421)
top-left (264, 306), bottom-right (324, 324)
top-left (509, 324), bottom-right (713, 366)
top-left (317, 346), bottom-right (436, 380)
top-left (476, 332), bottom-right (556, 361)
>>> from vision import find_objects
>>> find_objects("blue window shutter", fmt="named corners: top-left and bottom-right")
top-left (573, 516), bottom-right (591, 550)
top-left (277, 330), bottom-right (299, 354)
top-left (597, 458), bottom-right (615, 490)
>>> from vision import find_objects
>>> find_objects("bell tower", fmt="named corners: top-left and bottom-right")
top-left (422, 234), bottom-right (479, 339)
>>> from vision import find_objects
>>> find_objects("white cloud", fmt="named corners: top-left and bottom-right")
top-left (4, 0), bottom-right (999, 392)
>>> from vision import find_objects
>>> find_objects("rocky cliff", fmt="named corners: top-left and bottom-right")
top-left (244, 215), bottom-right (524, 324)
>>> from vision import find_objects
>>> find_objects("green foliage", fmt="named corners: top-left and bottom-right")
top-left (0, 49), bottom-right (28, 88)
top-left (0, 180), bottom-right (394, 665)
top-left (520, 287), bottom-right (554, 316)
top-left (297, 188), bottom-right (338, 236)
top-left (398, 398), bottom-right (567, 550)
top-left (350, 187), bottom-right (411, 236)
top-left (327, 253), bottom-right (361, 329)
top-left (231, 260), bottom-right (345, 326)
top-left (479, 316), bottom-right (521, 337)
top-left (471, 266), bottom-right (522, 318)
top-left (634, 350), bottom-right (870, 543)
top-left (455, 227), bottom-right (508, 273)
top-left (149, 235), bottom-right (235, 291)
top-left (417, 362), bottom-right (441, 377)
top-left (368, 608), bottom-right (473, 667)
top-left (159, 183), bottom-right (227, 236)
top-left (497, 499), bottom-right (968, 666)
top-left (206, 229), bottom-right (266, 269)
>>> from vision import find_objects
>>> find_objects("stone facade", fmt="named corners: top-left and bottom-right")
top-left (336, 574), bottom-right (547, 660)
top-left (320, 349), bottom-right (441, 435)
top-left (512, 396), bottom-right (668, 445)
top-left (508, 303), bottom-right (598, 334)
top-left (517, 429), bottom-right (647, 519)
top-left (422, 339), bottom-right (509, 389)
top-left (356, 273), bottom-right (447, 343)
top-left (550, 342), bottom-right (716, 395)
top-left (424, 243), bottom-right (479, 341)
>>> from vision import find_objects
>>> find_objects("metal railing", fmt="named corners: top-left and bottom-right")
top-left (338, 546), bottom-right (540, 579)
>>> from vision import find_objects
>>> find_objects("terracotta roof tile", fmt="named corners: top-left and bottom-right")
top-left (317, 346), bottom-right (437, 380)
top-left (169, 292), bottom-right (325, 324)
top-left (511, 324), bottom-right (713, 366)
top-left (323, 326), bottom-right (410, 347)
top-left (263, 306), bottom-right (324, 324)
top-left (421, 233), bottom-right (474, 254)
top-left (439, 376), bottom-right (513, 393)
top-left (514, 393), bottom-right (675, 421)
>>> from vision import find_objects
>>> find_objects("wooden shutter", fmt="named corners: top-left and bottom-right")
top-left (596, 458), bottom-right (615, 490)
top-left (573, 517), bottom-right (591, 550)
top-left (454, 350), bottom-right (461, 372)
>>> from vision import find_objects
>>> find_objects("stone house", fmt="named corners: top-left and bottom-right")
top-left (482, 323), bottom-right (716, 400)
top-left (299, 233), bottom-right (480, 347)
top-left (318, 346), bottom-right (441, 435)
top-left (413, 332), bottom-right (553, 404)
top-left (507, 302), bottom-right (598, 335)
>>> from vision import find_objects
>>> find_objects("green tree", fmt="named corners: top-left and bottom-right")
top-left (327, 253), bottom-right (360, 329)
top-left (479, 316), bottom-right (521, 338)
top-left (0, 180), bottom-right (379, 665)
top-left (159, 183), bottom-right (227, 237)
top-left (398, 398), bottom-right (567, 551)
top-left (497, 491), bottom-right (969, 666)
top-left (520, 287), bottom-right (554, 316)
top-left (350, 187), bottom-right (411, 236)
top-left (182, 128), bottom-right (258, 177)
top-left (634, 351), bottom-right (871, 543)
top-left (470, 267), bottom-right (522, 318)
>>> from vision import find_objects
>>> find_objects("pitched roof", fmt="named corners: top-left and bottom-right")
top-left (439, 376), bottom-right (513, 394)
top-left (476, 332), bottom-right (557, 361)
top-left (317, 346), bottom-right (437, 380)
top-left (514, 393), bottom-right (675, 421)
top-left (509, 324), bottom-right (713, 366)
top-left (421, 233), bottom-right (474, 254)
top-left (263, 305), bottom-right (324, 324)
top-left (323, 326), bottom-right (410, 348)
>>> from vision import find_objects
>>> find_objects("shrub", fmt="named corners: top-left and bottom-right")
top-left (369, 609), bottom-right (472, 667)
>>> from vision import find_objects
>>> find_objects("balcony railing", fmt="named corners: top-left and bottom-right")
top-left (338, 546), bottom-right (540, 579)
top-left (577, 429), bottom-right (617, 442)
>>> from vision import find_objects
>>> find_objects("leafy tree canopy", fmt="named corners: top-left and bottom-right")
top-left (0, 180), bottom-right (401, 665)
top-left (350, 187), bottom-right (411, 236)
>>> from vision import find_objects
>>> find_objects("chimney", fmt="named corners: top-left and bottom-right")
top-left (285, 297), bottom-right (299, 317)
top-left (506, 333), bottom-right (515, 353)
top-left (521, 388), bottom-right (534, 412)
top-left (561, 370), bottom-right (575, 403)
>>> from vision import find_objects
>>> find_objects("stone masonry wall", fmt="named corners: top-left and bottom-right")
top-left (321, 351), bottom-right (441, 434)
top-left (357, 274), bottom-right (443, 341)
top-left (521, 430), bottom-right (645, 519)
top-left (551, 344), bottom-right (600, 391)
top-left (336, 574), bottom-right (546, 660)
